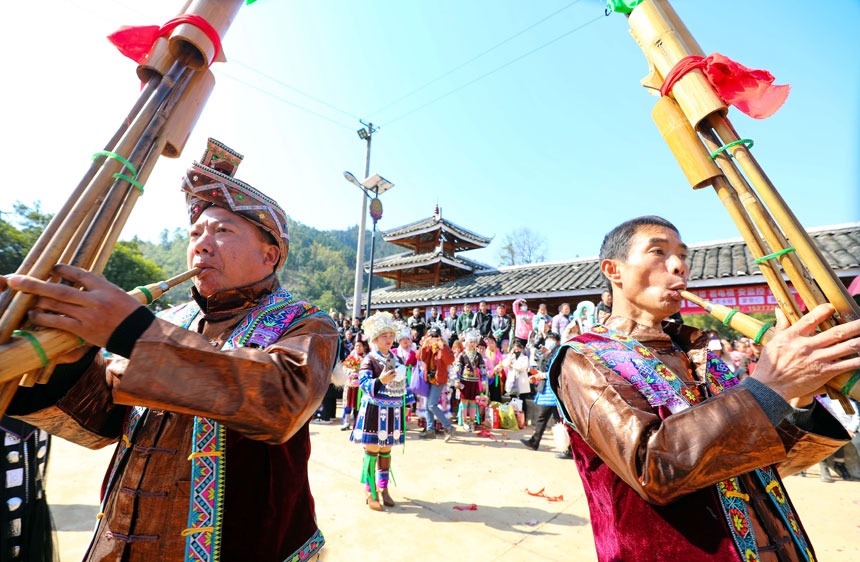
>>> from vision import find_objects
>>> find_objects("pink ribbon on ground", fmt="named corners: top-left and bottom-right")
top-left (108, 14), bottom-right (222, 66)
top-left (660, 53), bottom-right (790, 119)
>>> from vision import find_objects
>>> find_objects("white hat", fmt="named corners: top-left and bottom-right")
top-left (362, 312), bottom-right (398, 343)
top-left (463, 329), bottom-right (480, 343)
top-left (397, 324), bottom-right (413, 342)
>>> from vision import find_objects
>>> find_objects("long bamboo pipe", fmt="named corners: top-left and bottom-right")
top-left (681, 291), bottom-right (776, 345)
top-left (0, 268), bottom-right (201, 388)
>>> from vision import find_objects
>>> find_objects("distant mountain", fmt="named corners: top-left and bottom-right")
top-left (136, 219), bottom-right (400, 313)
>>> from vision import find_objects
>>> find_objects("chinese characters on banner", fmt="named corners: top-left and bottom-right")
top-left (680, 284), bottom-right (803, 315)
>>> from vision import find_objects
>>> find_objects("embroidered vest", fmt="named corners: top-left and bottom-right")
top-left (553, 324), bottom-right (814, 562)
top-left (100, 288), bottom-right (322, 562)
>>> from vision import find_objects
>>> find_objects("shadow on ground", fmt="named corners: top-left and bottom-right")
top-left (395, 497), bottom-right (588, 534)
top-left (51, 504), bottom-right (99, 532)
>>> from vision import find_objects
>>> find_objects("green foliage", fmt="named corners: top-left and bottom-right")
top-left (103, 241), bottom-right (166, 291)
top-left (682, 311), bottom-right (777, 340)
top-left (0, 202), bottom-right (51, 274)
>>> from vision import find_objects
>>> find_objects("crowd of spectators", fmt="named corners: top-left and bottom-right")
top-left (322, 300), bottom-right (860, 476)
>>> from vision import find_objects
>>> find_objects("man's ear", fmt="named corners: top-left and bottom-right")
top-left (600, 258), bottom-right (622, 288)
top-left (263, 245), bottom-right (280, 269)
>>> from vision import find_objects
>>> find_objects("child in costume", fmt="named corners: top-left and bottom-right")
top-left (350, 313), bottom-right (407, 511)
top-left (455, 330), bottom-right (488, 431)
top-left (341, 339), bottom-right (366, 431)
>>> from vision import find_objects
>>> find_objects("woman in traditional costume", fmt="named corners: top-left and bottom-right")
top-left (341, 339), bottom-right (366, 431)
top-left (482, 336), bottom-right (504, 403)
top-left (455, 329), bottom-right (487, 431)
top-left (350, 312), bottom-right (407, 511)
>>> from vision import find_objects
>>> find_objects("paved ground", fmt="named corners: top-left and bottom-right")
top-left (48, 413), bottom-right (860, 561)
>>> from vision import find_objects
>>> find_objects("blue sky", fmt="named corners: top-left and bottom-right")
top-left (2, 0), bottom-right (858, 266)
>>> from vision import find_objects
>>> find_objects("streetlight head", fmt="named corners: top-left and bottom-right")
top-left (357, 128), bottom-right (369, 140)
top-left (343, 170), bottom-right (362, 187)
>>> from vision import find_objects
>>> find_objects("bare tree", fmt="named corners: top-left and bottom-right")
top-left (498, 227), bottom-right (547, 266)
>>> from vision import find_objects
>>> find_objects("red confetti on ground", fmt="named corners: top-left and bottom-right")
top-left (453, 504), bottom-right (478, 511)
top-left (477, 430), bottom-right (494, 438)
top-left (525, 488), bottom-right (565, 502)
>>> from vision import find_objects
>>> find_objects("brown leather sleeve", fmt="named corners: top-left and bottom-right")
top-left (12, 353), bottom-right (125, 449)
top-left (558, 348), bottom-right (789, 505)
top-left (774, 403), bottom-right (850, 476)
top-left (113, 314), bottom-right (338, 444)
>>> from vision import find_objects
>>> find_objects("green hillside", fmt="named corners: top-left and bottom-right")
top-left (136, 219), bottom-right (400, 313)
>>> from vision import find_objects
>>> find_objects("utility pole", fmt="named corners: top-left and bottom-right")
top-left (351, 122), bottom-right (375, 319)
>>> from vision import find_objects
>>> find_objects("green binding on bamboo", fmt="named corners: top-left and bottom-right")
top-left (842, 371), bottom-right (860, 396)
top-left (710, 139), bottom-right (754, 160)
top-left (92, 151), bottom-right (138, 176)
top-left (112, 173), bottom-right (145, 195)
top-left (721, 308), bottom-right (738, 326)
top-left (753, 322), bottom-right (773, 345)
top-left (754, 247), bottom-right (796, 264)
top-left (13, 330), bottom-right (49, 368)
top-left (135, 286), bottom-right (155, 305)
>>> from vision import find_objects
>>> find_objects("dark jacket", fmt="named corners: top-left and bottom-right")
top-left (474, 310), bottom-right (493, 337)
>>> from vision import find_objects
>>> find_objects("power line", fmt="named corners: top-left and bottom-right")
top-left (229, 59), bottom-right (362, 122)
top-left (383, 13), bottom-right (604, 127)
top-left (370, 0), bottom-right (585, 117)
top-left (213, 69), bottom-right (355, 131)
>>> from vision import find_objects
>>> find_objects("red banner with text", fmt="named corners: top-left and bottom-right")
top-left (681, 284), bottom-right (803, 315)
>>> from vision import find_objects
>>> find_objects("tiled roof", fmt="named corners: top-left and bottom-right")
top-left (381, 216), bottom-right (491, 247)
top-left (353, 223), bottom-right (860, 307)
top-left (369, 250), bottom-right (493, 273)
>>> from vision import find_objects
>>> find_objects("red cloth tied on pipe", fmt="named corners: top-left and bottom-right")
top-left (660, 53), bottom-right (790, 119)
top-left (108, 14), bottom-right (222, 66)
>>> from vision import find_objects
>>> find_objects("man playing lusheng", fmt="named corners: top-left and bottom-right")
top-left (549, 216), bottom-right (859, 562)
top-left (3, 139), bottom-right (338, 561)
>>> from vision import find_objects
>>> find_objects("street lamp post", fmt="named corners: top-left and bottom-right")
top-left (343, 172), bottom-right (394, 317)
top-left (350, 122), bottom-right (374, 319)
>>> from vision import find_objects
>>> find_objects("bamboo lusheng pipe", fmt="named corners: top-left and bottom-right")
top-left (0, 76), bottom-right (162, 319)
top-left (0, 62), bottom-right (189, 344)
top-left (0, 268), bottom-right (201, 388)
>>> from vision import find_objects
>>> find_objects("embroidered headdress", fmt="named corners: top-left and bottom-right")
top-left (463, 329), bottom-right (480, 343)
top-left (362, 312), bottom-right (398, 343)
top-left (181, 138), bottom-right (290, 268)
top-left (397, 324), bottom-right (413, 342)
